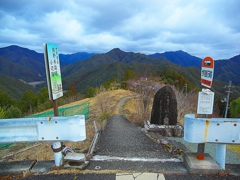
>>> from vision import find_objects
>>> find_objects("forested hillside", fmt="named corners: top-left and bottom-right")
top-left (1, 45), bottom-right (240, 101)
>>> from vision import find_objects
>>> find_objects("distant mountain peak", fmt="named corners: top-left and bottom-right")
top-left (165, 50), bottom-right (188, 54)
top-left (106, 48), bottom-right (128, 61)
top-left (4, 45), bottom-right (32, 51)
top-left (1, 45), bottom-right (39, 56)
top-left (148, 50), bottom-right (202, 68)
top-left (107, 48), bottom-right (124, 53)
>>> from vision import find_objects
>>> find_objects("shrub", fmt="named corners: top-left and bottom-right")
top-left (0, 106), bottom-right (5, 119)
top-left (5, 106), bottom-right (22, 118)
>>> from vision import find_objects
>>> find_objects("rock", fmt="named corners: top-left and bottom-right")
top-left (148, 132), bottom-right (157, 139)
top-left (150, 86), bottom-right (177, 125)
top-left (141, 128), bottom-right (148, 133)
top-left (172, 148), bottom-right (184, 158)
top-left (173, 126), bottom-right (183, 137)
top-left (164, 128), bottom-right (173, 137)
top-left (160, 139), bottom-right (169, 145)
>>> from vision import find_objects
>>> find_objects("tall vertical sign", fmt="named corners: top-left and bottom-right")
top-left (197, 56), bottom-right (215, 160)
top-left (43, 43), bottom-right (63, 166)
top-left (43, 43), bottom-right (63, 100)
top-left (201, 56), bottom-right (214, 88)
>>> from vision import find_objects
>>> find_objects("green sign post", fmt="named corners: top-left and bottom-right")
top-left (43, 43), bottom-right (63, 116)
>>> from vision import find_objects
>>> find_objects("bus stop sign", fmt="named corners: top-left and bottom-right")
top-left (201, 56), bottom-right (214, 88)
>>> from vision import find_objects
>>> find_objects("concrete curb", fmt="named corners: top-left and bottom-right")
top-left (0, 160), bottom-right (240, 176)
top-left (0, 160), bottom-right (36, 175)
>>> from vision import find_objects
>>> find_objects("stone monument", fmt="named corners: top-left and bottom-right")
top-left (150, 86), bottom-right (177, 125)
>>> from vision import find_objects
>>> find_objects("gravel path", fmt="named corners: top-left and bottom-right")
top-left (97, 95), bottom-right (240, 166)
top-left (95, 114), bottom-right (172, 159)
top-left (111, 96), bottom-right (137, 114)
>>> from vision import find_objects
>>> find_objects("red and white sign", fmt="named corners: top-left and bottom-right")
top-left (201, 56), bottom-right (214, 88)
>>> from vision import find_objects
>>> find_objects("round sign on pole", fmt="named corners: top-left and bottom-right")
top-left (201, 56), bottom-right (214, 88)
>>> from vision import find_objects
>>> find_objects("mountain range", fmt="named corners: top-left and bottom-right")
top-left (0, 45), bottom-right (239, 99)
top-left (148, 50), bottom-right (202, 68)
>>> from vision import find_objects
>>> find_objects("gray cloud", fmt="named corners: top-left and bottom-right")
top-left (0, 0), bottom-right (239, 59)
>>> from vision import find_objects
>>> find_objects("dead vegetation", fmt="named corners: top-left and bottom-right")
top-left (124, 85), bottom-right (198, 126)
top-left (174, 88), bottom-right (198, 125)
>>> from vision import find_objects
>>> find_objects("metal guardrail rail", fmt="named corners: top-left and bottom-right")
top-left (0, 115), bottom-right (86, 166)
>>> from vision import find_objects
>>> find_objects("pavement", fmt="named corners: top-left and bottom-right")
top-left (0, 113), bottom-right (240, 179)
top-left (1, 159), bottom-right (240, 179)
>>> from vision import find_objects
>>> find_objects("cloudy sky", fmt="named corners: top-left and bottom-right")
top-left (0, 0), bottom-right (239, 59)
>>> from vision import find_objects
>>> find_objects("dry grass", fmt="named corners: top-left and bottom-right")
top-left (124, 86), bottom-right (199, 126)
top-left (227, 145), bottom-right (240, 157)
top-left (174, 88), bottom-right (198, 125)
top-left (0, 89), bottom-right (136, 162)
top-left (124, 97), bottom-right (152, 126)
top-left (45, 169), bottom-right (142, 175)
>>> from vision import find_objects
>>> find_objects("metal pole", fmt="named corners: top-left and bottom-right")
top-left (224, 81), bottom-right (232, 118)
top-left (52, 99), bottom-right (62, 167)
top-left (53, 100), bottom-right (59, 116)
top-left (184, 83), bottom-right (187, 98)
top-left (197, 114), bottom-right (206, 160)
top-left (216, 81), bottom-right (234, 169)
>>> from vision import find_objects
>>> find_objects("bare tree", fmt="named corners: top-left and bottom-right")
top-left (94, 92), bottom-right (112, 130)
top-left (127, 77), bottom-right (159, 125)
top-left (174, 87), bottom-right (198, 125)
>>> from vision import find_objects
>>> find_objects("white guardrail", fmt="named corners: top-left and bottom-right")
top-left (0, 115), bottom-right (86, 166)
top-left (184, 114), bottom-right (240, 169)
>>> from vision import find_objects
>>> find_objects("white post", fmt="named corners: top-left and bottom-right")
top-left (216, 144), bottom-right (226, 169)
top-left (52, 142), bottom-right (63, 166)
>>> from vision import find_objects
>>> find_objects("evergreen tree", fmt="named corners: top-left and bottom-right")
top-left (230, 97), bottom-right (240, 118)
top-left (66, 82), bottom-right (78, 100)
top-left (37, 87), bottom-right (49, 104)
top-left (85, 86), bottom-right (96, 98)
top-left (0, 106), bottom-right (5, 119)
top-left (5, 106), bottom-right (22, 118)
top-left (19, 90), bottom-right (37, 114)
top-left (0, 90), bottom-right (12, 109)
top-left (122, 69), bottom-right (135, 81)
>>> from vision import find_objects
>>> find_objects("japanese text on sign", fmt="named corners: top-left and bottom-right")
top-left (201, 70), bottom-right (213, 79)
top-left (197, 91), bottom-right (214, 114)
top-left (201, 57), bottom-right (214, 88)
top-left (43, 43), bottom-right (63, 100)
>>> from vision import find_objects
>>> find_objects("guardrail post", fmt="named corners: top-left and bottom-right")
top-left (197, 143), bottom-right (205, 160)
top-left (216, 144), bottom-right (226, 169)
top-left (197, 114), bottom-right (206, 160)
top-left (52, 142), bottom-right (62, 166)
